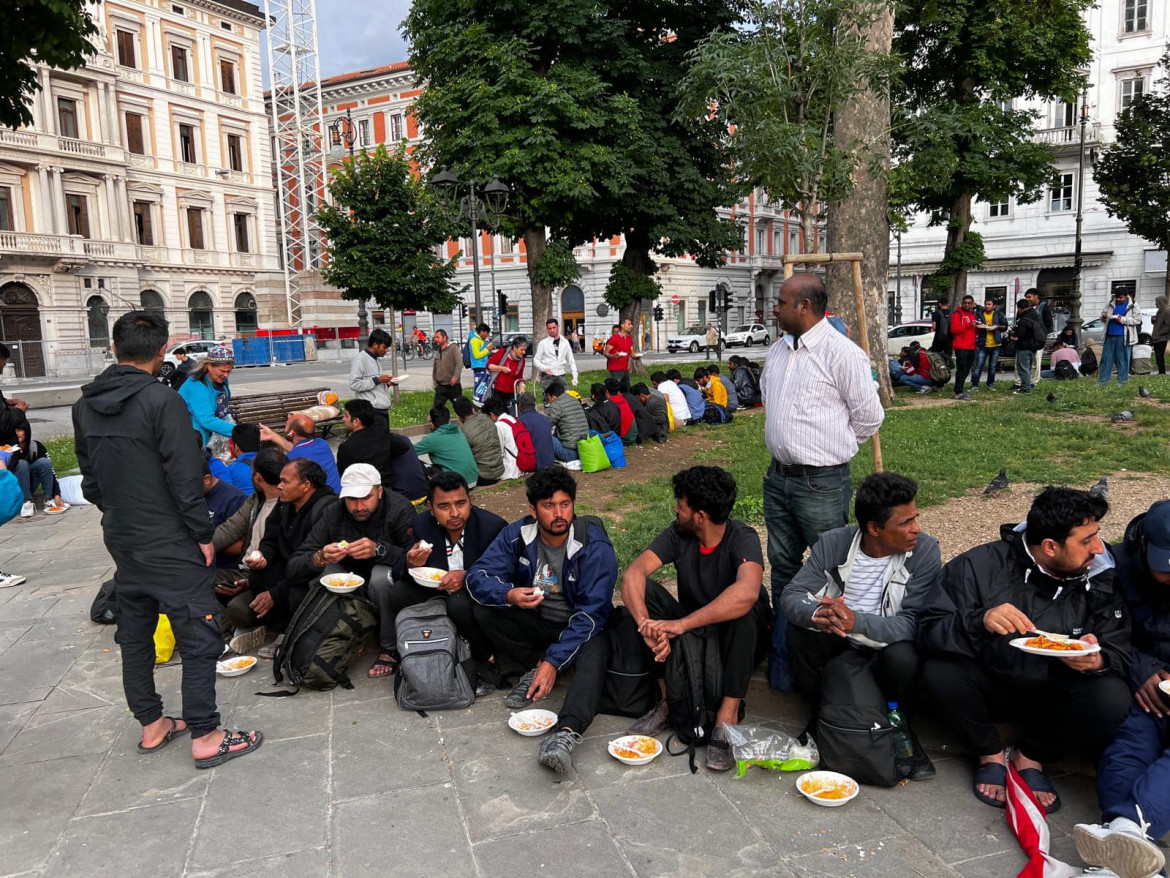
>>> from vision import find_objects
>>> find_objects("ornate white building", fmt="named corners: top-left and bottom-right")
top-left (0, 0), bottom-right (281, 378)
top-left (891, 0), bottom-right (1169, 325)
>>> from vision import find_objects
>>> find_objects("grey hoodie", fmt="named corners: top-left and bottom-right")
top-left (73, 364), bottom-right (212, 549)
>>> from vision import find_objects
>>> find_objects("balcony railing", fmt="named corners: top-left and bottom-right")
top-left (0, 129), bottom-right (123, 163)
top-left (0, 231), bottom-right (138, 262)
top-left (58, 136), bottom-right (106, 158)
top-left (1034, 122), bottom-right (1102, 147)
top-left (0, 129), bottom-right (38, 149)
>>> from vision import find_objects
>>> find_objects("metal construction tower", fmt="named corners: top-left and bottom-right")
top-left (264, 0), bottom-right (327, 330)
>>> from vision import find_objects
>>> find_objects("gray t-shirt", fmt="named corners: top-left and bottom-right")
top-left (534, 539), bottom-right (571, 625)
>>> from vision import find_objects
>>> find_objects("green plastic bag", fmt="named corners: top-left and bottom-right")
top-left (577, 433), bottom-right (611, 473)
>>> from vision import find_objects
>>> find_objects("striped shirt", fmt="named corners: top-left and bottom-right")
top-left (760, 317), bottom-right (884, 466)
top-left (843, 550), bottom-right (886, 615)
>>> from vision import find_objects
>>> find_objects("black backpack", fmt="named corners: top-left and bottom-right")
top-left (701, 402), bottom-right (732, 425)
top-left (260, 583), bottom-right (376, 695)
top-left (393, 598), bottom-right (476, 713)
top-left (90, 578), bottom-right (117, 624)
top-left (814, 650), bottom-right (899, 787)
top-left (599, 608), bottom-right (657, 718)
top-left (663, 624), bottom-right (723, 773)
top-left (1079, 346), bottom-right (1098, 375)
top-left (1054, 359), bottom-right (1079, 380)
top-left (461, 341), bottom-right (472, 369)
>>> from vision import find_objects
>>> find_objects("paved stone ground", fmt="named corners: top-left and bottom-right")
top-left (0, 506), bottom-right (1118, 878)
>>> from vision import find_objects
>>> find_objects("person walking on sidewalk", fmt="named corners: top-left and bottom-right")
top-left (431, 329), bottom-right (464, 412)
top-left (533, 318), bottom-right (579, 400)
top-left (73, 311), bottom-right (262, 770)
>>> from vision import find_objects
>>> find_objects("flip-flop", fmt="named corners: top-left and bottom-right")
top-left (1016, 767), bottom-right (1062, 814)
top-left (367, 654), bottom-right (398, 678)
top-left (972, 761), bottom-right (1008, 809)
top-left (137, 717), bottom-right (189, 754)
top-left (194, 730), bottom-right (263, 770)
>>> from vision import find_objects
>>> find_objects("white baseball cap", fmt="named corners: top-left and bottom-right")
top-left (339, 463), bottom-right (381, 499)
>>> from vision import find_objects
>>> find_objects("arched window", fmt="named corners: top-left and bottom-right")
top-left (140, 289), bottom-right (165, 321)
top-left (86, 295), bottom-right (110, 347)
top-left (234, 292), bottom-right (258, 334)
top-left (188, 290), bottom-right (214, 340)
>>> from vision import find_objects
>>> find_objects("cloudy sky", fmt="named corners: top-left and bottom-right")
top-left (316, 0), bottom-right (413, 76)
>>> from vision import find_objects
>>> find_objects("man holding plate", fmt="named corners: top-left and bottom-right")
top-left (918, 487), bottom-right (1131, 813)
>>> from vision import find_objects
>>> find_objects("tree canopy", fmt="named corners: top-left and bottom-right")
top-left (317, 144), bottom-right (460, 319)
top-left (2, 0), bottom-right (98, 129)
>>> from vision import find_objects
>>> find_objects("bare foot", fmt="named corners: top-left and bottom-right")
top-left (977, 753), bottom-right (1008, 805)
top-left (191, 729), bottom-right (260, 761)
top-left (367, 653), bottom-right (396, 678)
top-left (142, 716), bottom-right (186, 749)
top-left (1012, 751), bottom-right (1057, 809)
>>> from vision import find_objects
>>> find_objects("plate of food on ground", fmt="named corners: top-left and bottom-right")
top-left (797, 771), bottom-right (860, 807)
top-left (409, 566), bottom-right (446, 588)
top-left (607, 735), bottom-right (663, 766)
top-left (321, 572), bottom-right (364, 594)
top-left (1009, 632), bottom-right (1100, 657)
top-left (508, 708), bottom-right (558, 736)
top-left (216, 655), bottom-right (258, 677)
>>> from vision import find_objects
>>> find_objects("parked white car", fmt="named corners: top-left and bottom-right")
top-left (724, 323), bottom-right (770, 348)
top-left (886, 321), bottom-right (935, 357)
top-left (159, 339), bottom-right (220, 380)
top-left (667, 325), bottom-right (723, 354)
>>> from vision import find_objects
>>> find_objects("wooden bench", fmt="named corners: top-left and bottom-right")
top-left (229, 387), bottom-right (343, 437)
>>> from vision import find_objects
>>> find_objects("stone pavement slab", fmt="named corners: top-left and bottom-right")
top-left (0, 504), bottom-right (1144, 878)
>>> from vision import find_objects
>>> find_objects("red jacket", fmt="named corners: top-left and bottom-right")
top-left (610, 394), bottom-right (635, 437)
top-left (950, 309), bottom-right (977, 350)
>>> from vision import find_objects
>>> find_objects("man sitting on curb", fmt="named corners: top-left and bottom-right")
top-left (390, 471), bottom-right (508, 695)
top-left (620, 466), bottom-right (771, 771)
top-left (453, 396), bottom-right (504, 486)
top-left (781, 471), bottom-right (940, 781)
top-left (545, 381), bottom-right (589, 463)
top-left (414, 406), bottom-right (479, 488)
top-left (1075, 500), bottom-right (1170, 878)
top-left (289, 463), bottom-right (416, 679)
top-left (261, 413), bottom-right (341, 493)
top-left (919, 486), bottom-right (1132, 812)
top-left (467, 466), bottom-right (619, 774)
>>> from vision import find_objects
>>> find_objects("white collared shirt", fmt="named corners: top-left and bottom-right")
top-left (533, 335), bottom-right (578, 381)
top-left (760, 317), bottom-right (884, 466)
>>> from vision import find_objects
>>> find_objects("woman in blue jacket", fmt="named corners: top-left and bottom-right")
top-left (178, 344), bottom-right (236, 446)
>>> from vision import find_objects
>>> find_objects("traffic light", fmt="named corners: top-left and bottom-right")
top-left (708, 289), bottom-right (717, 311)
top-left (497, 290), bottom-right (507, 315)
top-left (653, 305), bottom-right (664, 321)
top-left (458, 302), bottom-right (467, 320)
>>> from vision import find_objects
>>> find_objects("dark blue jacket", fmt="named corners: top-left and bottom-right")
top-left (392, 505), bottom-right (508, 580)
top-left (466, 515), bottom-right (617, 670)
top-left (1111, 512), bottom-right (1170, 691)
top-left (975, 310), bottom-right (1008, 348)
top-left (518, 410), bottom-right (556, 470)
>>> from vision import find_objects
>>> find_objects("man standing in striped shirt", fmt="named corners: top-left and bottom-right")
top-left (761, 273), bottom-right (884, 688)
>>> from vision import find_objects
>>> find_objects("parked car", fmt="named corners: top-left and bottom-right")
top-left (886, 321), bottom-right (934, 357)
top-left (159, 339), bottom-right (220, 380)
top-left (724, 323), bottom-right (770, 348)
top-left (667, 325), bottom-right (723, 354)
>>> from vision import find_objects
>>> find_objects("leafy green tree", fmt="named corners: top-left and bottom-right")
top-left (891, 0), bottom-right (1092, 300)
top-left (2, 0), bottom-right (98, 129)
top-left (318, 144), bottom-right (460, 354)
top-left (1095, 48), bottom-right (1170, 306)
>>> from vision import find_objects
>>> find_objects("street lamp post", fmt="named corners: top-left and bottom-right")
top-left (328, 109), bottom-right (369, 343)
top-left (1070, 79), bottom-right (1092, 338)
top-left (431, 167), bottom-right (510, 335)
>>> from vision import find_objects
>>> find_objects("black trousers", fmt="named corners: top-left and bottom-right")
top-left (922, 655), bottom-right (1130, 763)
top-left (371, 408), bottom-right (391, 430)
top-left (1154, 339), bottom-right (1167, 374)
top-left (433, 383), bottom-right (463, 412)
top-left (953, 348), bottom-right (975, 395)
top-left (110, 543), bottom-right (223, 737)
top-left (787, 624), bottom-right (920, 719)
top-left (387, 578), bottom-right (492, 661)
top-left (642, 579), bottom-right (770, 700)
top-left (608, 370), bottom-right (630, 392)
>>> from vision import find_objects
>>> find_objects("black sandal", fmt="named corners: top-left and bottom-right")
top-left (137, 717), bottom-right (189, 754)
top-left (194, 730), bottom-right (263, 770)
top-left (972, 761), bottom-right (1008, 809)
top-left (367, 653), bottom-right (398, 678)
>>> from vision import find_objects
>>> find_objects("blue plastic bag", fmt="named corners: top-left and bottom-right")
top-left (596, 430), bottom-right (626, 468)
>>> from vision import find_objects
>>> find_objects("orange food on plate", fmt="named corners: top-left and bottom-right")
top-left (613, 746), bottom-right (641, 760)
top-left (1024, 634), bottom-right (1085, 652)
top-left (801, 779), bottom-right (855, 800)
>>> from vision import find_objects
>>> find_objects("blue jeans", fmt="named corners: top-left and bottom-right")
top-left (551, 435), bottom-right (579, 462)
top-left (972, 347), bottom-right (1000, 387)
top-left (763, 461), bottom-right (851, 690)
top-left (1097, 706), bottom-right (1170, 838)
top-left (898, 373), bottom-right (931, 389)
top-left (13, 458), bottom-right (54, 502)
top-left (1099, 335), bottom-right (1132, 384)
top-left (1015, 349), bottom-right (1035, 392)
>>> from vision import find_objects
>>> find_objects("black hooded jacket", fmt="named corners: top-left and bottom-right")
top-left (1110, 512), bottom-right (1170, 690)
top-left (918, 522), bottom-right (1132, 685)
top-left (72, 364), bottom-right (212, 548)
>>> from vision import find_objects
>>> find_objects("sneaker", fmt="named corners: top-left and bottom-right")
top-left (917, 386), bottom-right (935, 395)
top-left (985, 384), bottom-right (997, 391)
top-left (1013, 388), bottom-right (1032, 395)
top-left (20, 501), bottom-right (34, 518)
top-left (229, 626), bottom-right (268, 656)
top-left (257, 633), bottom-right (284, 660)
top-left (706, 723), bottom-right (735, 772)
top-left (907, 733), bottom-right (936, 781)
top-left (968, 384), bottom-right (979, 393)
top-left (0, 570), bottom-right (26, 588)
top-left (1075, 816), bottom-right (1165, 878)
top-left (503, 667), bottom-right (538, 709)
top-left (627, 699), bottom-right (671, 736)
top-left (954, 393), bottom-right (971, 401)
top-left (538, 728), bottom-right (583, 776)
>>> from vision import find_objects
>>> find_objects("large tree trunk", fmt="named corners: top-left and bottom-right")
top-left (524, 225), bottom-right (553, 380)
top-left (944, 192), bottom-right (974, 302)
top-left (620, 228), bottom-right (656, 348)
top-left (826, 3), bottom-right (894, 406)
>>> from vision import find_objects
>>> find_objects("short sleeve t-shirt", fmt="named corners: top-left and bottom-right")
top-left (606, 333), bottom-right (633, 372)
top-left (490, 348), bottom-right (525, 394)
top-left (648, 519), bottom-right (765, 612)
top-left (534, 539), bottom-right (571, 625)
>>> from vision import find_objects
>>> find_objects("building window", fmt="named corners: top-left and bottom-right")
top-left (234, 292), bottom-right (258, 333)
top-left (178, 123), bottom-right (197, 164)
top-left (357, 119), bottom-right (369, 147)
top-left (171, 45), bottom-right (189, 83)
top-left (57, 98), bottom-right (79, 139)
top-left (133, 201), bottom-right (154, 245)
top-left (498, 236), bottom-right (514, 255)
top-left (226, 133), bottom-right (243, 171)
top-left (186, 207), bottom-right (205, 249)
top-left (66, 194), bottom-right (90, 238)
top-left (390, 113), bottom-right (403, 141)
top-left (1049, 173), bottom-right (1074, 212)
top-left (219, 59), bottom-right (236, 95)
top-left (232, 213), bottom-right (250, 252)
top-left (1055, 101), bottom-right (1075, 128)
top-left (87, 297), bottom-right (110, 347)
top-left (116, 30), bottom-right (137, 68)
top-left (988, 198), bottom-right (1011, 218)
top-left (0, 188), bottom-right (12, 232)
top-left (1124, 0), bottom-right (1148, 33)
top-left (125, 113), bottom-right (145, 154)
top-left (140, 289), bottom-right (165, 319)
top-left (188, 291), bottom-right (214, 339)
top-left (1121, 76), bottom-right (1147, 111)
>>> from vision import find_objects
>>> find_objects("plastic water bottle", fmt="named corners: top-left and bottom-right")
top-left (887, 702), bottom-right (915, 770)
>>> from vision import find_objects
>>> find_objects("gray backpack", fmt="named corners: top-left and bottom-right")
top-left (393, 598), bottom-right (476, 712)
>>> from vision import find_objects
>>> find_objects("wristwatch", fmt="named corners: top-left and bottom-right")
top-left (375, 542), bottom-right (388, 560)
